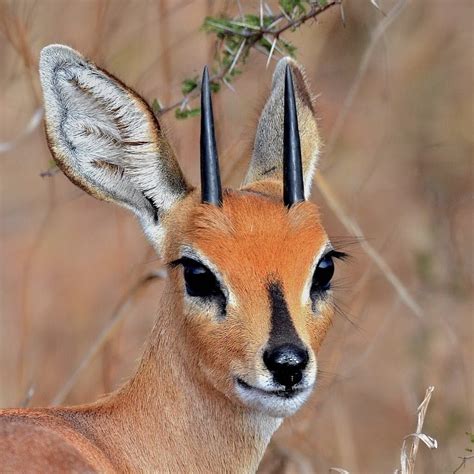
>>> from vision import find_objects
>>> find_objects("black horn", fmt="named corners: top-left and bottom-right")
top-left (200, 66), bottom-right (222, 206)
top-left (283, 64), bottom-right (305, 207)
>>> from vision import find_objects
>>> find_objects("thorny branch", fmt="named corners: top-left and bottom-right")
top-left (156, 0), bottom-right (341, 118)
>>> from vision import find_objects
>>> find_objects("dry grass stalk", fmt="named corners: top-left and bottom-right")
top-left (324, 0), bottom-right (408, 159)
top-left (0, 108), bottom-right (43, 154)
top-left (50, 271), bottom-right (165, 406)
top-left (395, 386), bottom-right (438, 474)
top-left (314, 173), bottom-right (423, 320)
top-left (19, 384), bottom-right (35, 408)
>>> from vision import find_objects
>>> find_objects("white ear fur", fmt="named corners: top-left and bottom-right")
top-left (242, 57), bottom-right (321, 198)
top-left (39, 44), bottom-right (189, 252)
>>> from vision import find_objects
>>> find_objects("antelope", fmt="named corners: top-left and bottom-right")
top-left (0, 44), bottom-right (347, 473)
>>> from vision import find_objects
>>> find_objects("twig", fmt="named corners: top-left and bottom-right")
top-left (156, 51), bottom-right (246, 116)
top-left (50, 271), bottom-right (165, 406)
top-left (17, 177), bottom-right (57, 392)
top-left (269, 1), bottom-right (341, 38)
top-left (453, 454), bottom-right (474, 474)
top-left (40, 165), bottom-right (60, 178)
top-left (315, 173), bottom-right (424, 320)
top-left (395, 386), bottom-right (438, 474)
top-left (0, 107), bottom-right (43, 154)
top-left (324, 0), bottom-right (407, 162)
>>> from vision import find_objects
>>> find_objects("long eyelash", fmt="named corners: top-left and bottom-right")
top-left (326, 249), bottom-right (350, 261)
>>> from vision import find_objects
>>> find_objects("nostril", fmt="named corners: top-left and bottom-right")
top-left (263, 343), bottom-right (309, 388)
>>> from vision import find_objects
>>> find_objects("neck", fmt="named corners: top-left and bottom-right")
top-left (87, 304), bottom-right (281, 472)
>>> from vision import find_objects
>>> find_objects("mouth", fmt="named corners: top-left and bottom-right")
top-left (236, 378), bottom-right (310, 399)
top-left (234, 375), bottom-right (315, 417)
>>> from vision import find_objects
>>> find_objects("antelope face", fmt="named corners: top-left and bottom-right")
top-left (40, 45), bottom-right (343, 419)
top-left (164, 191), bottom-right (344, 417)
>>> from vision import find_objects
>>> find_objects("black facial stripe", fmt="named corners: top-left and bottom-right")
top-left (266, 281), bottom-right (303, 349)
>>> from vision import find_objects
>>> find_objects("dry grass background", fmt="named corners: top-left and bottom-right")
top-left (0, 0), bottom-right (472, 472)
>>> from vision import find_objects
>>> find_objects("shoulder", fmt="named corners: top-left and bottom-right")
top-left (0, 408), bottom-right (116, 473)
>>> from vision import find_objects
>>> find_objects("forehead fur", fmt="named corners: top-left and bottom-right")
top-left (189, 190), bottom-right (323, 239)
top-left (174, 190), bottom-right (327, 293)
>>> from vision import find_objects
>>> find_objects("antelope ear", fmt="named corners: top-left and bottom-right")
top-left (39, 44), bottom-right (189, 252)
top-left (242, 57), bottom-right (321, 198)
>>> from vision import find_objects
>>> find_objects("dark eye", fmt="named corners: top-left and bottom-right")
top-left (179, 258), bottom-right (222, 298)
top-left (311, 253), bottom-right (335, 293)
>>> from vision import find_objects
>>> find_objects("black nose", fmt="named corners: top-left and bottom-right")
top-left (263, 343), bottom-right (309, 389)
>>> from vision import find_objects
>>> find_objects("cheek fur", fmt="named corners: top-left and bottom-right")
top-left (184, 306), bottom-right (272, 393)
top-left (306, 303), bottom-right (334, 353)
top-left (185, 315), bottom-right (247, 383)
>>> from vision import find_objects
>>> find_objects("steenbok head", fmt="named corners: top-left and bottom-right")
top-left (39, 45), bottom-right (346, 418)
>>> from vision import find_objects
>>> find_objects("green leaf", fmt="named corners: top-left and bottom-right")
top-left (181, 77), bottom-right (198, 95)
top-left (210, 81), bottom-right (221, 93)
top-left (279, 38), bottom-right (297, 57)
top-left (279, 0), bottom-right (307, 17)
top-left (202, 17), bottom-right (238, 34)
top-left (175, 107), bottom-right (201, 120)
top-left (151, 98), bottom-right (162, 116)
top-left (175, 109), bottom-right (187, 120)
top-left (187, 107), bottom-right (201, 117)
top-left (259, 36), bottom-right (273, 52)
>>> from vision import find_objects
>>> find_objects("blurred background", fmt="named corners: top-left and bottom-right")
top-left (0, 0), bottom-right (472, 472)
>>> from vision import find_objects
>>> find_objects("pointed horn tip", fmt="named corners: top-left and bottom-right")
top-left (201, 66), bottom-right (211, 107)
top-left (202, 65), bottom-right (210, 83)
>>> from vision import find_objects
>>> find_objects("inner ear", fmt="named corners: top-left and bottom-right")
top-left (39, 44), bottom-right (190, 253)
top-left (93, 161), bottom-right (160, 224)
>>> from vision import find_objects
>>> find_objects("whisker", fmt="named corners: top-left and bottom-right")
top-left (328, 299), bottom-right (362, 331)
